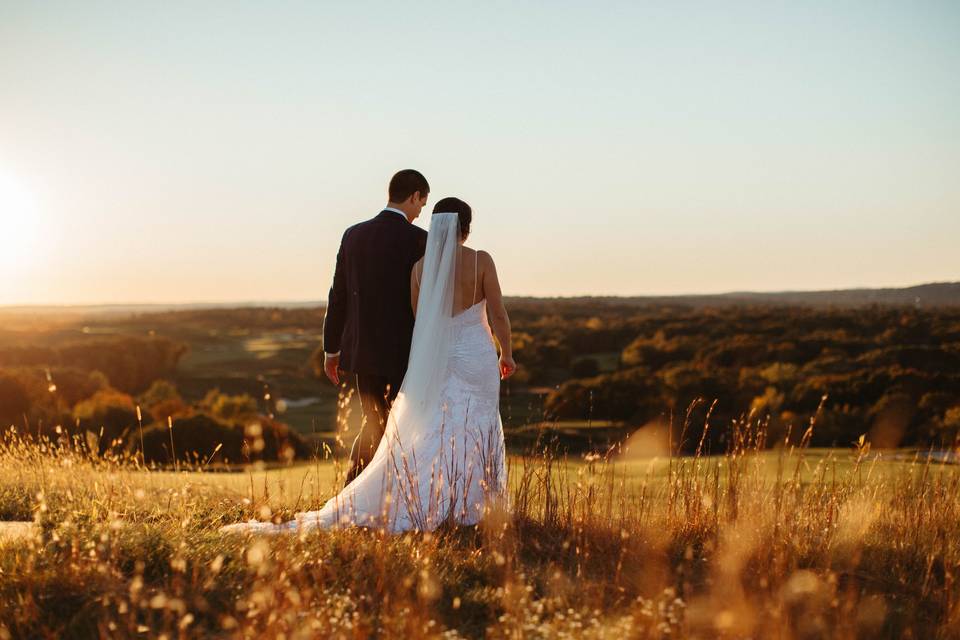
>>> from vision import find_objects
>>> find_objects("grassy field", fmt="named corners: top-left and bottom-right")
top-left (0, 426), bottom-right (958, 639)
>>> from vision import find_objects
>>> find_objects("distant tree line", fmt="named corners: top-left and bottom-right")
top-left (0, 335), bottom-right (308, 465)
top-left (510, 304), bottom-right (960, 451)
top-left (3, 302), bottom-right (958, 457)
top-left (0, 336), bottom-right (186, 394)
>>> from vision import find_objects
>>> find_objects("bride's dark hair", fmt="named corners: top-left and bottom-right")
top-left (433, 197), bottom-right (472, 238)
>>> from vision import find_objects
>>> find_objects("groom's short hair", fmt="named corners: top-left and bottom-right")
top-left (389, 169), bottom-right (430, 202)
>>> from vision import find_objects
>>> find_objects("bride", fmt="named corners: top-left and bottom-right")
top-left (221, 197), bottom-right (516, 534)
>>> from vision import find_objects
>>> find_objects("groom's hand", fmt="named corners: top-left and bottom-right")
top-left (323, 353), bottom-right (341, 385)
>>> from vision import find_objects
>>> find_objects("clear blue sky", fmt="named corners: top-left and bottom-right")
top-left (1, 1), bottom-right (958, 305)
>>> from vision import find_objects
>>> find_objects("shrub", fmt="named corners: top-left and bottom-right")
top-left (72, 388), bottom-right (146, 450)
top-left (136, 413), bottom-right (310, 465)
top-left (137, 380), bottom-right (190, 421)
top-left (201, 390), bottom-right (259, 422)
top-left (138, 414), bottom-right (240, 464)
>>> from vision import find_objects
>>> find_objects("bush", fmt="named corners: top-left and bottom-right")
top-left (72, 388), bottom-right (147, 451)
top-left (138, 414), bottom-right (240, 464)
top-left (137, 413), bottom-right (310, 465)
top-left (939, 406), bottom-right (960, 444)
top-left (137, 380), bottom-right (190, 421)
top-left (200, 390), bottom-right (259, 422)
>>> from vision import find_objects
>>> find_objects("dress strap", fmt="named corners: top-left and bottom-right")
top-left (472, 251), bottom-right (479, 305)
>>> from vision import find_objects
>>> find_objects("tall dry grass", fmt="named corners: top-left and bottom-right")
top-left (0, 408), bottom-right (958, 639)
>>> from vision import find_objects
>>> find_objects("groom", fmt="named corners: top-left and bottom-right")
top-left (322, 169), bottom-right (430, 484)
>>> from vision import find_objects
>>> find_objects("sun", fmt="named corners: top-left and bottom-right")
top-left (0, 171), bottom-right (40, 271)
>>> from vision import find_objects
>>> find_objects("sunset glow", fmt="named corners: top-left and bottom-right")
top-left (0, 171), bottom-right (40, 273)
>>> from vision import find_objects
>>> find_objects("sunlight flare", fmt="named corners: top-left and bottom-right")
top-left (0, 171), bottom-right (41, 272)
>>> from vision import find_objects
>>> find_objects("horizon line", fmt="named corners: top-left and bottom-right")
top-left (1, 280), bottom-right (956, 311)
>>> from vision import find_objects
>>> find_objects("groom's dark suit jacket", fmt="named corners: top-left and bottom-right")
top-left (323, 210), bottom-right (428, 382)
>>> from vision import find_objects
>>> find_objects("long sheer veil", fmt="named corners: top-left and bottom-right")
top-left (384, 212), bottom-right (460, 447)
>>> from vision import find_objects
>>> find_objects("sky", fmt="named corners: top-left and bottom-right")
top-left (0, 1), bottom-right (958, 306)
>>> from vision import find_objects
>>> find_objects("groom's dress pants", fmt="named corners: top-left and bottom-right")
top-left (345, 373), bottom-right (401, 486)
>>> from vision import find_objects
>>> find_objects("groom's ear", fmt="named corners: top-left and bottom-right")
top-left (410, 191), bottom-right (429, 209)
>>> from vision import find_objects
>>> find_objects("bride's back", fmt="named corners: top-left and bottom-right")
top-left (451, 246), bottom-right (483, 314)
top-left (413, 245), bottom-right (484, 316)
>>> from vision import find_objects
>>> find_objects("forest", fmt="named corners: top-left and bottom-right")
top-left (1, 299), bottom-right (958, 462)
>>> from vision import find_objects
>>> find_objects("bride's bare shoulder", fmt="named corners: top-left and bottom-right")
top-left (476, 249), bottom-right (496, 269)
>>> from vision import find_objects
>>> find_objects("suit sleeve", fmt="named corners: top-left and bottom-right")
top-left (414, 226), bottom-right (428, 259)
top-left (322, 229), bottom-right (350, 355)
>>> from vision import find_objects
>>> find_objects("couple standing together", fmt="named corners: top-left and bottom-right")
top-left (222, 170), bottom-right (516, 534)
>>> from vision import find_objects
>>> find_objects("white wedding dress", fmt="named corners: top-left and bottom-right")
top-left (221, 213), bottom-right (507, 534)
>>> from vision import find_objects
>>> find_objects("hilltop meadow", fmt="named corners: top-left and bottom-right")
top-left (0, 296), bottom-right (958, 638)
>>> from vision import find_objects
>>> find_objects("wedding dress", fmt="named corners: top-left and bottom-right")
top-left (221, 212), bottom-right (507, 534)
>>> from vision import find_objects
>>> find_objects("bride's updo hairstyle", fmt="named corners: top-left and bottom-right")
top-left (433, 197), bottom-right (472, 240)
